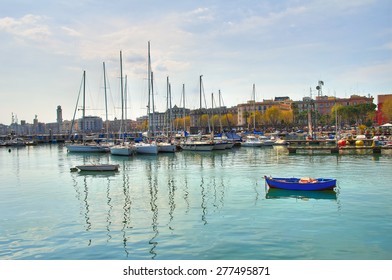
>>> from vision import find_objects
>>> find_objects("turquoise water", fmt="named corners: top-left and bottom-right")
top-left (1, 145), bottom-right (391, 260)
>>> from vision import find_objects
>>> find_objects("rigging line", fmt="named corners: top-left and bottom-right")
top-left (68, 72), bottom-right (84, 138)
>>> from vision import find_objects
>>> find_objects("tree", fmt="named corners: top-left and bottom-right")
top-left (221, 113), bottom-right (236, 128)
top-left (280, 110), bottom-right (293, 125)
top-left (265, 106), bottom-right (281, 126)
top-left (174, 116), bottom-right (190, 130)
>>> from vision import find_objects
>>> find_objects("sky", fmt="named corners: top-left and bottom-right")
top-left (0, 0), bottom-right (391, 125)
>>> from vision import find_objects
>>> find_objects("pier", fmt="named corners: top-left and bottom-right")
top-left (287, 145), bottom-right (392, 154)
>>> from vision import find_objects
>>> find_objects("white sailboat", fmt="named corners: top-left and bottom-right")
top-left (157, 76), bottom-right (177, 153)
top-left (110, 51), bottom-right (135, 156)
top-left (241, 135), bottom-right (263, 147)
top-left (180, 75), bottom-right (215, 151)
top-left (241, 84), bottom-right (262, 148)
top-left (66, 71), bottom-right (110, 153)
top-left (135, 41), bottom-right (158, 155)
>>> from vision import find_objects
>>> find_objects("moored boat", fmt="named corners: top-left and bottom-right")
top-left (72, 164), bottom-right (119, 172)
top-left (66, 143), bottom-right (110, 153)
top-left (241, 135), bottom-right (262, 147)
top-left (135, 142), bottom-right (159, 154)
top-left (110, 143), bottom-right (135, 156)
top-left (157, 141), bottom-right (177, 153)
top-left (264, 176), bottom-right (336, 191)
top-left (180, 140), bottom-right (214, 151)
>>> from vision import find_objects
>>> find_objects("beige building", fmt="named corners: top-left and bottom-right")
top-left (237, 97), bottom-right (292, 126)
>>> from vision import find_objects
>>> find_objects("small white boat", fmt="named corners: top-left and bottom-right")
top-left (241, 136), bottom-right (262, 147)
top-left (157, 142), bottom-right (177, 153)
top-left (180, 140), bottom-right (215, 151)
top-left (110, 143), bottom-right (135, 156)
top-left (135, 142), bottom-right (159, 154)
top-left (259, 136), bottom-right (275, 146)
top-left (72, 164), bottom-right (119, 172)
top-left (272, 138), bottom-right (288, 146)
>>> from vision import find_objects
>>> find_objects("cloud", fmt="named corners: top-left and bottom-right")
top-left (381, 42), bottom-right (392, 50)
top-left (0, 14), bottom-right (51, 41)
top-left (61, 26), bottom-right (82, 37)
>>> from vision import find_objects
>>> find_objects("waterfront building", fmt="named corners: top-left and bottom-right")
top-left (57, 105), bottom-right (63, 134)
top-left (294, 94), bottom-right (374, 116)
top-left (148, 106), bottom-right (191, 132)
top-left (237, 97), bottom-right (292, 127)
top-left (376, 94), bottom-right (392, 125)
top-left (77, 116), bottom-right (103, 133)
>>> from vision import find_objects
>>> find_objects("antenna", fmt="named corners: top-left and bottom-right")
top-left (316, 80), bottom-right (324, 97)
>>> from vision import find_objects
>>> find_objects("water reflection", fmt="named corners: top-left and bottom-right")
top-left (266, 188), bottom-right (338, 201)
top-left (146, 160), bottom-right (159, 259)
top-left (121, 161), bottom-right (131, 257)
top-left (71, 170), bottom-right (119, 248)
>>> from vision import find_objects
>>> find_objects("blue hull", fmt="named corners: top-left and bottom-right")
top-left (264, 176), bottom-right (336, 191)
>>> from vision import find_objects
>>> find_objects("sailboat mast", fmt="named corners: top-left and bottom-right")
top-left (166, 76), bottom-right (169, 136)
top-left (151, 71), bottom-right (155, 137)
top-left (120, 51), bottom-right (124, 137)
top-left (82, 70), bottom-right (86, 135)
top-left (334, 92), bottom-right (338, 141)
top-left (219, 90), bottom-right (223, 133)
top-left (199, 75), bottom-right (203, 109)
top-left (103, 62), bottom-right (109, 138)
top-left (253, 83), bottom-right (256, 131)
top-left (199, 75), bottom-right (203, 131)
top-left (147, 41), bottom-right (152, 132)
top-left (211, 92), bottom-right (214, 134)
top-left (169, 82), bottom-right (172, 136)
top-left (183, 84), bottom-right (186, 132)
top-left (308, 87), bottom-right (313, 138)
top-left (120, 51), bottom-right (124, 122)
top-left (125, 75), bottom-right (128, 121)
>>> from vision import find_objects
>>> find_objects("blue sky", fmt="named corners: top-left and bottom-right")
top-left (0, 0), bottom-right (391, 124)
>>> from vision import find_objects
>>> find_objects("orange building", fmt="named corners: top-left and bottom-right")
top-left (376, 94), bottom-right (392, 125)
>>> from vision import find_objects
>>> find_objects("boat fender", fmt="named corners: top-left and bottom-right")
top-left (299, 177), bottom-right (310, 183)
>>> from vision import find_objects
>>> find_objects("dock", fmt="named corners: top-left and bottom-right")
top-left (287, 145), bottom-right (392, 154)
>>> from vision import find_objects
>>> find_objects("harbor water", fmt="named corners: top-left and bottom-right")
top-left (1, 144), bottom-right (391, 260)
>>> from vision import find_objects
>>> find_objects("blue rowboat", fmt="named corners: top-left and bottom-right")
top-left (264, 176), bottom-right (336, 191)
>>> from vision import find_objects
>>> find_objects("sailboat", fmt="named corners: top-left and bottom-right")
top-left (180, 75), bottom-right (215, 151)
top-left (110, 51), bottom-right (135, 156)
top-left (306, 87), bottom-right (314, 141)
top-left (241, 84), bottom-right (263, 148)
top-left (135, 41), bottom-right (158, 155)
top-left (157, 76), bottom-right (177, 153)
top-left (66, 71), bottom-right (110, 153)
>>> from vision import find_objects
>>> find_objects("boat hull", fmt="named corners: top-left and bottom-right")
top-left (110, 145), bottom-right (134, 156)
top-left (180, 142), bottom-right (214, 151)
top-left (264, 176), bottom-right (336, 191)
top-left (266, 188), bottom-right (337, 200)
top-left (66, 144), bottom-right (109, 153)
top-left (241, 142), bottom-right (262, 147)
top-left (157, 143), bottom-right (177, 153)
top-left (75, 164), bottom-right (119, 171)
top-left (212, 142), bottom-right (227, 150)
top-left (135, 143), bottom-right (159, 154)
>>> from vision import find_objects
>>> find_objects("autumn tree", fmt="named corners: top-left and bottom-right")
top-left (280, 110), bottom-right (293, 125)
top-left (265, 106), bottom-right (281, 126)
